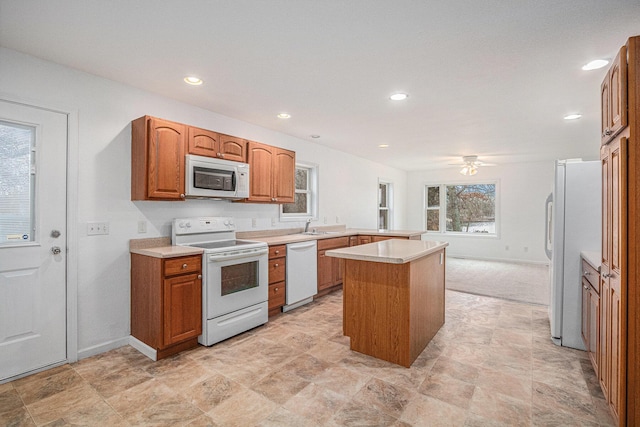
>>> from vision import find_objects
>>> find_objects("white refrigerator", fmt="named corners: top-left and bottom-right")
top-left (545, 159), bottom-right (601, 350)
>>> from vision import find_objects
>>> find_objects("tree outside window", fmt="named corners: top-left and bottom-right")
top-left (424, 183), bottom-right (496, 234)
top-left (280, 163), bottom-right (318, 220)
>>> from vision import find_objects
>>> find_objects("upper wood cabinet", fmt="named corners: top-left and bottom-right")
top-left (601, 46), bottom-right (628, 145)
top-left (246, 141), bottom-right (295, 203)
top-left (132, 116), bottom-right (186, 201)
top-left (187, 128), bottom-right (247, 162)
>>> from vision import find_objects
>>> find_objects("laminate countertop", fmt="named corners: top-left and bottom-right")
top-left (326, 239), bottom-right (448, 264)
top-left (244, 228), bottom-right (425, 246)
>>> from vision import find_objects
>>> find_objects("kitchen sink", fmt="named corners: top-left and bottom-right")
top-left (301, 231), bottom-right (342, 236)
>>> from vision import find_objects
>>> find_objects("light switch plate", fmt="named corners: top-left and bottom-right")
top-left (87, 222), bottom-right (109, 235)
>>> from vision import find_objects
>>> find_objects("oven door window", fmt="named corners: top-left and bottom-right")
top-left (220, 261), bottom-right (259, 295)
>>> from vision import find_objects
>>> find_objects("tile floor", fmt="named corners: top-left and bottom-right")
top-left (0, 290), bottom-right (615, 426)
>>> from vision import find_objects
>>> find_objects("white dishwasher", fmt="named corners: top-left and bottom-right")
top-left (283, 240), bottom-right (318, 312)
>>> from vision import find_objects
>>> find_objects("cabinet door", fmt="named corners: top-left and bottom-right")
top-left (601, 71), bottom-right (611, 144)
top-left (600, 275), bottom-right (610, 397)
top-left (147, 118), bottom-right (186, 199)
top-left (273, 148), bottom-right (296, 203)
top-left (349, 236), bottom-right (359, 246)
top-left (582, 277), bottom-right (590, 348)
top-left (188, 126), bottom-right (219, 157)
top-left (358, 236), bottom-right (372, 245)
top-left (163, 273), bottom-right (202, 346)
top-left (317, 250), bottom-right (334, 291)
top-left (608, 137), bottom-right (627, 420)
top-left (219, 134), bottom-right (247, 162)
top-left (589, 286), bottom-right (600, 375)
top-left (608, 46), bottom-right (627, 140)
top-left (247, 141), bottom-right (275, 202)
top-left (334, 257), bottom-right (344, 285)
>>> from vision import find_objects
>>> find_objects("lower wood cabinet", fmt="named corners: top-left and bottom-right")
top-left (268, 244), bottom-right (286, 316)
top-left (317, 237), bottom-right (350, 296)
top-left (581, 258), bottom-right (600, 375)
top-left (131, 254), bottom-right (202, 360)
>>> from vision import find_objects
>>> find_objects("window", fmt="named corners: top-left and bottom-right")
top-left (280, 162), bottom-right (318, 220)
top-left (0, 121), bottom-right (35, 244)
top-left (424, 183), bottom-right (497, 235)
top-left (378, 180), bottom-right (393, 230)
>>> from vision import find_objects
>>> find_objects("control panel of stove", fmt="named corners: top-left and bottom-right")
top-left (173, 217), bottom-right (236, 234)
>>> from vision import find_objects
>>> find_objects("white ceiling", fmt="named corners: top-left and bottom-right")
top-left (1, 1), bottom-right (639, 171)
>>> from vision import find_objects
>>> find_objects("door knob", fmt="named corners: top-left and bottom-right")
top-left (51, 246), bottom-right (62, 255)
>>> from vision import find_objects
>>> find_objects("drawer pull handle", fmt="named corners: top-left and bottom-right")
top-left (275, 250), bottom-right (280, 254)
top-left (182, 263), bottom-right (188, 269)
top-left (583, 271), bottom-right (590, 276)
top-left (274, 263), bottom-right (279, 267)
top-left (198, 275), bottom-right (202, 279)
top-left (275, 287), bottom-right (279, 292)
top-left (584, 285), bottom-right (590, 290)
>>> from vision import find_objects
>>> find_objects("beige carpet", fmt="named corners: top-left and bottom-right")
top-left (446, 257), bottom-right (550, 305)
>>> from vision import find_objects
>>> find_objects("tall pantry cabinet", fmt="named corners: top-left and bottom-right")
top-left (599, 35), bottom-right (639, 426)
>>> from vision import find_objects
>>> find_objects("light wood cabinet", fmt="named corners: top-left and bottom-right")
top-left (268, 245), bottom-right (286, 316)
top-left (601, 46), bottom-right (628, 145)
top-left (246, 141), bottom-right (295, 203)
top-left (131, 254), bottom-right (202, 360)
top-left (187, 128), bottom-right (246, 161)
top-left (317, 237), bottom-right (350, 295)
top-left (597, 36), bottom-right (640, 426)
top-left (131, 116), bottom-right (186, 200)
top-left (581, 258), bottom-right (600, 375)
top-left (601, 136), bottom-right (627, 424)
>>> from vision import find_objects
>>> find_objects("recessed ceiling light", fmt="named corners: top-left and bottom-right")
top-left (277, 113), bottom-right (291, 119)
top-left (378, 144), bottom-right (389, 148)
top-left (564, 113), bottom-right (582, 120)
top-left (310, 135), bottom-right (320, 139)
top-left (389, 93), bottom-right (408, 101)
top-left (582, 59), bottom-right (609, 71)
top-left (183, 76), bottom-right (203, 85)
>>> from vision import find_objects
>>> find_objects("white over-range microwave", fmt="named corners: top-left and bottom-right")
top-left (185, 154), bottom-right (250, 199)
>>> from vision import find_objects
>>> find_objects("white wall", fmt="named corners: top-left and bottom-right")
top-left (0, 47), bottom-right (407, 357)
top-left (407, 161), bottom-right (554, 264)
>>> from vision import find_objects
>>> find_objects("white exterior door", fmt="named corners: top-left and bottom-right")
top-left (0, 100), bottom-right (67, 381)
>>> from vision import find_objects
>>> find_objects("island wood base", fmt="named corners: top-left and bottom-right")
top-left (342, 249), bottom-right (445, 367)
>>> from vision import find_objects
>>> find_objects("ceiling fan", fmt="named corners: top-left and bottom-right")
top-left (448, 156), bottom-right (495, 176)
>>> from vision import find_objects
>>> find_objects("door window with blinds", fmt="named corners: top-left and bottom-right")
top-left (0, 121), bottom-right (35, 244)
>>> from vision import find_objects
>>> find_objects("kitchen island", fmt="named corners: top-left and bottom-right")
top-left (326, 239), bottom-right (448, 367)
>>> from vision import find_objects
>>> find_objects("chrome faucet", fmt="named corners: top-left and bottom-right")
top-left (304, 218), bottom-right (312, 233)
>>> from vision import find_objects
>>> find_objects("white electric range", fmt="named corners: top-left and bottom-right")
top-left (172, 217), bottom-right (269, 346)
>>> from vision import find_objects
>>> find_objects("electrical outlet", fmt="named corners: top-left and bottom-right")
top-left (87, 222), bottom-right (109, 236)
top-left (271, 217), bottom-right (276, 226)
top-left (336, 216), bottom-right (340, 223)
top-left (505, 245), bottom-right (509, 251)
top-left (138, 220), bottom-right (147, 233)
top-left (324, 216), bottom-right (327, 224)
top-left (251, 218), bottom-right (257, 228)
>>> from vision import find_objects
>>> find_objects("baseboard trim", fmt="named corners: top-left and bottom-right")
top-left (77, 337), bottom-right (130, 360)
top-left (128, 336), bottom-right (157, 361)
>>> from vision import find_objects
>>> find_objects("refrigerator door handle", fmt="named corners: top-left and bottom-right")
top-left (544, 193), bottom-right (553, 260)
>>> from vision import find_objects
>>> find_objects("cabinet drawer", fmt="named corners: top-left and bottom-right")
top-left (268, 282), bottom-right (285, 310)
top-left (164, 255), bottom-right (202, 277)
top-left (318, 236), bottom-right (350, 251)
top-left (269, 258), bottom-right (286, 284)
top-left (269, 245), bottom-right (286, 259)
top-left (582, 259), bottom-right (600, 292)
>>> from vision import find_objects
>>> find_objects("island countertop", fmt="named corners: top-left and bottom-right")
top-left (326, 239), bottom-right (449, 264)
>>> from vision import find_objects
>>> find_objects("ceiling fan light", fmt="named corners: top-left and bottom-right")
top-left (460, 165), bottom-right (478, 176)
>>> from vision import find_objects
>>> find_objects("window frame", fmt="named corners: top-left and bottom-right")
top-left (378, 179), bottom-right (393, 230)
top-left (423, 180), bottom-right (500, 238)
top-left (279, 161), bottom-right (319, 222)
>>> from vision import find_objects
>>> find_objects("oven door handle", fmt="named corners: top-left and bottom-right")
top-left (208, 247), bottom-right (268, 262)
